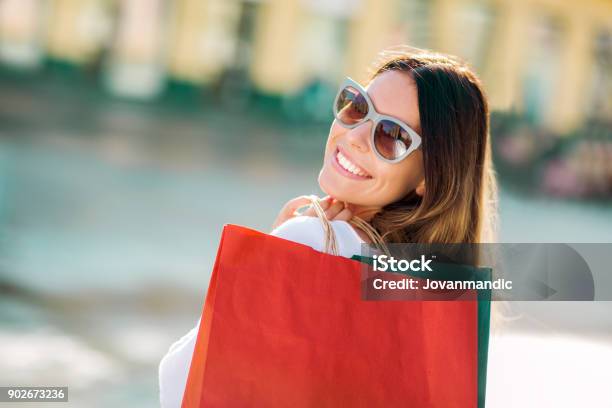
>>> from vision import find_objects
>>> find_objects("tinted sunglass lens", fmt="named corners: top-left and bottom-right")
top-left (335, 86), bottom-right (368, 125)
top-left (374, 120), bottom-right (412, 160)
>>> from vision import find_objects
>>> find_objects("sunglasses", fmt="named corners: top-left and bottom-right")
top-left (333, 77), bottom-right (422, 164)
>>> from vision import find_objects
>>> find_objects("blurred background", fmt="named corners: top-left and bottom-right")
top-left (0, 0), bottom-right (610, 406)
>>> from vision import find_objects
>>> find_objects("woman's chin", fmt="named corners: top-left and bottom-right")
top-left (318, 170), bottom-right (339, 198)
top-left (318, 170), bottom-right (356, 202)
top-left (317, 171), bottom-right (332, 197)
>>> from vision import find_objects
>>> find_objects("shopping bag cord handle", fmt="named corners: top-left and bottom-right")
top-left (306, 196), bottom-right (389, 257)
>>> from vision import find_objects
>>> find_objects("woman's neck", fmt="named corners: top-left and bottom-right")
top-left (344, 203), bottom-right (381, 223)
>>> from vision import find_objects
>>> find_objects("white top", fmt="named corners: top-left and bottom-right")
top-left (158, 216), bottom-right (364, 408)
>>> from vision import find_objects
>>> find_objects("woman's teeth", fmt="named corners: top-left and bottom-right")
top-left (336, 150), bottom-right (369, 177)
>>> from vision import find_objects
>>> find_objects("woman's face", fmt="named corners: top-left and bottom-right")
top-left (318, 70), bottom-right (425, 210)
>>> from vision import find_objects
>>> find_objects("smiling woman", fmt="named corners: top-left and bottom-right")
top-left (158, 46), bottom-right (498, 407)
top-left (315, 48), bottom-right (497, 245)
top-left (319, 70), bottom-right (426, 213)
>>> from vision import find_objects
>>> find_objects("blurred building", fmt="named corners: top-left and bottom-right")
top-left (0, 0), bottom-right (610, 131)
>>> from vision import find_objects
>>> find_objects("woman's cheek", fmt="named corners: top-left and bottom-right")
top-left (329, 122), bottom-right (344, 142)
top-left (376, 165), bottom-right (418, 204)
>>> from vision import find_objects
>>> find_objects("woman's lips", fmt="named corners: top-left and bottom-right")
top-left (332, 147), bottom-right (372, 180)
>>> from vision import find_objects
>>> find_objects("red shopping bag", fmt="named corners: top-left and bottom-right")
top-left (182, 224), bottom-right (479, 407)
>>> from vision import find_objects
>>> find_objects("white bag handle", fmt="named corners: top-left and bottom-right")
top-left (306, 195), bottom-right (340, 256)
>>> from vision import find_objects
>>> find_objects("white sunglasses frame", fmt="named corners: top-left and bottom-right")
top-left (332, 77), bottom-right (422, 164)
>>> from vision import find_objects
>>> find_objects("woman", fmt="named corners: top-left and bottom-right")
top-left (159, 47), bottom-right (497, 407)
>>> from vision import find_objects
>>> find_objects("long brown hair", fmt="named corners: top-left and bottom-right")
top-left (369, 47), bottom-right (498, 244)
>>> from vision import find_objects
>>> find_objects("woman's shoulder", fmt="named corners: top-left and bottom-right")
top-left (271, 216), bottom-right (364, 259)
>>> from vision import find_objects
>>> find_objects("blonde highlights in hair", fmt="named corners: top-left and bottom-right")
top-left (368, 47), bottom-right (498, 244)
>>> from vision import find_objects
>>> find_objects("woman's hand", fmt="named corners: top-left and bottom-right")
top-left (271, 196), bottom-right (353, 230)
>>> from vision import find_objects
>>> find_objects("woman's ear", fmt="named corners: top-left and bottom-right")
top-left (415, 179), bottom-right (426, 197)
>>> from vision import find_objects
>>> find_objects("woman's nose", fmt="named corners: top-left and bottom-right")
top-left (344, 121), bottom-right (371, 154)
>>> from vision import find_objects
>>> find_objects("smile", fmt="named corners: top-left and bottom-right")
top-left (333, 147), bottom-right (372, 179)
